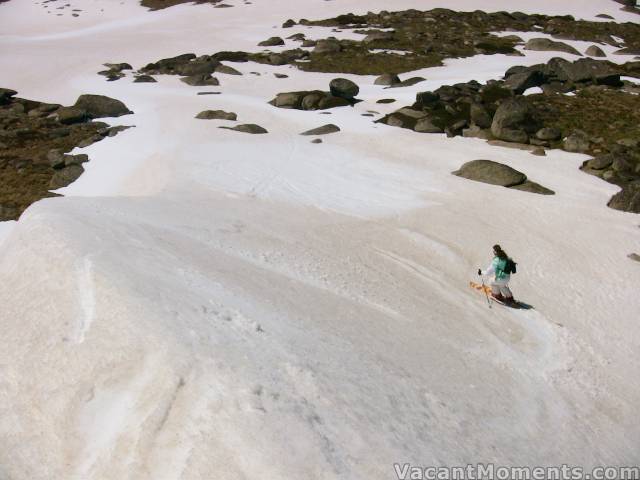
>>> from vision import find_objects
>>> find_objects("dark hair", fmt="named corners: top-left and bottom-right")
top-left (493, 244), bottom-right (508, 259)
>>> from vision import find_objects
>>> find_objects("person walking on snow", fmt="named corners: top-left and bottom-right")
top-left (478, 244), bottom-right (515, 304)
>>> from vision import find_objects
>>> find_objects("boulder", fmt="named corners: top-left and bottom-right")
top-left (491, 97), bottom-right (536, 144)
top-left (220, 124), bottom-right (268, 134)
top-left (282, 19), bottom-right (296, 28)
top-left (258, 37), bottom-right (285, 47)
top-left (142, 53), bottom-right (196, 74)
top-left (65, 154), bottom-right (89, 166)
top-left (452, 159), bottom-right (527, 187)
top-left (585, 45), bottom-right (606, 57)
top-left (607, 182), bottom-right (640, 213)
top-left (548, 57), bottom-right (620, 84)
top-left (317, 95), bottom-right (351, 110)
top-left (504, 70), bottom-right (546, 94)
top-left (49, 164), bottom-right (84, 189)
top-left (195, 110), bottom-right (237, 120)
top-left (329, 78), bottom-right (359, 99)
top-left (374, 74), bottom-right (401, 86)
top-left (376, 98), bottom-right (396, 104)
top-left (628, 253), bottom-right (640, 262)
top-left (470, 104), bottom-right (492, 129)
top-left (525, 38), bottom-right (582, 56)
top-left (587, 154), bottom-right (615, 170)
top-left (180, 74), bottom-right (220, 86)
top-left (270, 91), bottom-right (307, 109)
top-left (300, 124), bottom-right (340, 135)
top-left (56, 107), bottom-right (87, 124)
top-left (414, 118), bottom-right (443, 134)
top-left (134, 75), bottom-right (157, 83)
top-left (73, 94), bottom-right (132, 118)
top-left (563, 130), bottom-right (591, 153)
top-left (536, 127), bottom-right (562, 141)
top-left (310, 138), bottom-right (323, 144)
top-left (46, 149), bottom-right (66, 168)
top-left (389, 77), bottom-right (426, 88)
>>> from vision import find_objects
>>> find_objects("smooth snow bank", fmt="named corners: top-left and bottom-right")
top-left (1, 0), bottom-right (640, 479)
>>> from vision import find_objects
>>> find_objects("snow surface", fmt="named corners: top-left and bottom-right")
top-left (1, 0), bottom-right (640, 479)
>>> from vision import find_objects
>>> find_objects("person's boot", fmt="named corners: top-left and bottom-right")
top-left (491, 292), bottom-right (505, 302)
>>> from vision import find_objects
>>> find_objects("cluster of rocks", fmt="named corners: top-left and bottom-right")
top-left (98, 62), bottom-right (132, 82)
top-left (289, 8), bottom-right (640, 75)
top-left (377, 57), bottom-right (640, 212)
top-left (0, 88), bottom-right (132, 221)
top-left (453, 160), bottom-right (554, 195)
top-left (269, 78), bottom-right (360, 111)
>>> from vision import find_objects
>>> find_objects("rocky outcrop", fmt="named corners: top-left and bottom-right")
top-left (73, 94), bottom-right (133, 118)
top-left (0, 88), bottom-right (128, 220)
top-left (452, 160), bottom-right (554, 194)
top-left (608, 182), bottom-right (640, 213)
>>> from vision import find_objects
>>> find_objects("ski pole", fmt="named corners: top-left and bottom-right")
top-left (481, 276), bottom-right (492, 308)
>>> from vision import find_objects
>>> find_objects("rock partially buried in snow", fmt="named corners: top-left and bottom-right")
top-left (300, 124), bottom-right (340, 136)
top-left (629, 253), bottom-right (640, 262)
top-left (73, 94), bottom-right (132, 119)
top-left (219, 124), bottom-right (268, 134)
top-left (180, 74), bottom-right (220, 86)
top-left (269, 91), bottom-right (350, 110)
top-left (215, 64), bottom-right (242, 75)
top-left (453, 160), bottom-right (555, 195)
top-left (49, 164), bottom-right (84, 189)
top-left (374, 74), bottom-right (401, 86)
top-left (195, 110), bottom-right (237, 120)
top-left (329, 78), bottom-right (359, 100)
top-left (585, 45), bottom-right (606, 57)
top-left (133, 75), bottom-right (157, 83)
top-left (453, 160), bottom-right (527, 188)
top-left (524, 38), bottom-right (582, 56)
top-left (258, 36), bottom-right (285, 47)
top-left (608, 182), bottom-right (640, 213)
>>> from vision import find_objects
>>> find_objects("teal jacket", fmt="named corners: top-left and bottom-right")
top-left (483, 256), bottom-right (509, 280)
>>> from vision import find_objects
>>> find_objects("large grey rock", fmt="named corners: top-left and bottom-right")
top-left (374, 74), bottom-right (401, 86)
top-left (300, 124), bottom-right (340, 136)
top-left (536, 127), bottom-right (562, 141)
top-left (587, 154), bottom-right (615, 170)
top-left (452, 160), bottom-right (527, 187)
top-left (414, 118), bottom-right (443, 134)
top-left (220, 124), bottom-right (268, 134)
top-left (258, 37), bottom-right (285, 47)
top-left (133, 75), bottom-right (157, 83)
top-left (270, 91), bottom-right (306, 109)
top-left (470, 104), bottom-right (492, 129)
top-left (47, 149), bottom-right (66, 168)
top-left (73, 94), bottom-right (132, 118)
top-left (56, 107), bottom-right (87, 124)
top-left (491, 97), bottom-right (536, 143)
top-left (585, 45), bottom-right (606, 57)
top-left (564, 130), bottom-right (591, 153)
top-left (195, 110), bottom-right (237, 120)
top-left (547, 57), bottom-right (620, 84)
top-left (180, 74), bottom-right (220, 86)
top-left (504, 70), bottom-right (545, 94)
top-left (329, 78), bottom-right (359, 100)
top-left (525, 38), bottom-right (582, 56)
top-left (608, 182), bottom-right (640, 213)
top-left (49, 165), bottom-right (84, 189)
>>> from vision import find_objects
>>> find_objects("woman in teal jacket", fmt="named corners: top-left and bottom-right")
top-left (478, 244), bottom-right (515, 303)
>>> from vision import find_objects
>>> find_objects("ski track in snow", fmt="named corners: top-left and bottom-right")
top-left (1, 0), bottom-right (640, 478)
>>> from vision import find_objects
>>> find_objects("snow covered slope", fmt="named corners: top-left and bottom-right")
top-left (1, 1), bottom-right (639, 479)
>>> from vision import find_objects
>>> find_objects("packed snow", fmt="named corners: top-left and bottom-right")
top-left (1, 0), bottom-right (639, 479)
